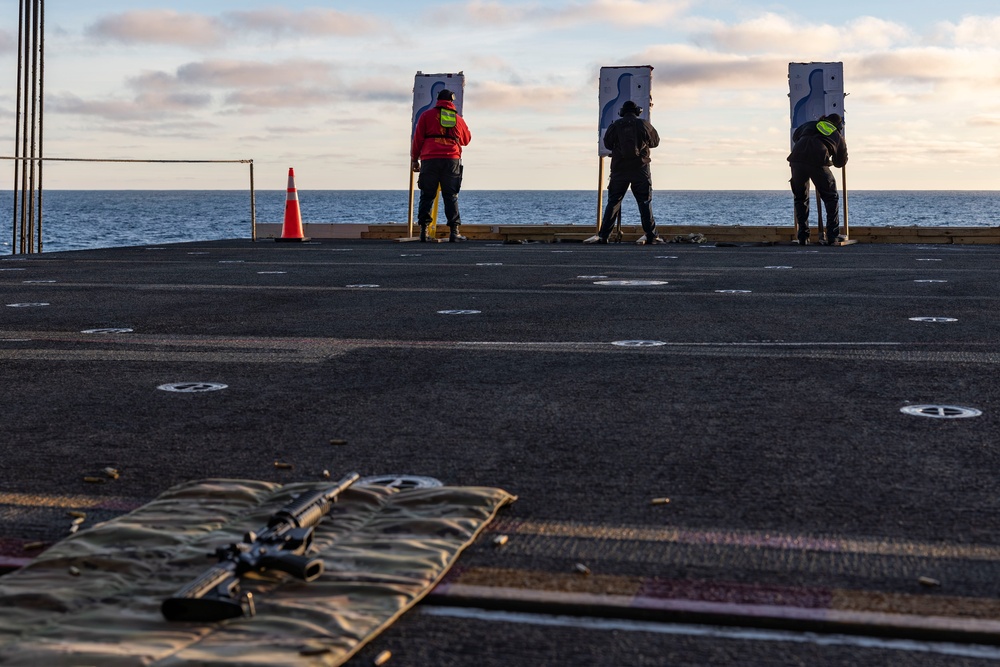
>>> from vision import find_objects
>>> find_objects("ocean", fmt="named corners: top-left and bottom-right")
top-left (2, 190), bottom-right (999, 254)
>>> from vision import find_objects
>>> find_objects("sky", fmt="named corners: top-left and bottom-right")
top-left (1, 0), bottom-right (999, 191)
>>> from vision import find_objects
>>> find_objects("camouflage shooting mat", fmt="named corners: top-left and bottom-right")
top-left (0, 479), bottom-right (516, 666)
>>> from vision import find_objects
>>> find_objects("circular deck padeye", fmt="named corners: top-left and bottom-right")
top-left (358, 475), bottom-right (443, 489)
top-left (157, 382), bottom-right (228, 393)
top-left (594, 280), bottom-right (668, 286)
top-left (900, 405), bottom-right (982, 419)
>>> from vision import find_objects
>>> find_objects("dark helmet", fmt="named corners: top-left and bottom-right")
top-left (619, 100), bottom-right (642, 116)
top-left (437, 89), bottom-right (456, 101)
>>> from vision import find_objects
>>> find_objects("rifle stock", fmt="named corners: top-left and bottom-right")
top-left (162, 472), bottom-right (360, 622)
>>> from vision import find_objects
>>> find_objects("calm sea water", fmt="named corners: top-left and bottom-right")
top-left (2, 190), bottom-right (998, 254)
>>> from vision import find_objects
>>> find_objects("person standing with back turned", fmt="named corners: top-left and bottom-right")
top-left (788, 113), bottom-right (848, 245)
top-left (585, 100), bottom-right (662, 245)
top-left (411, 89), bottom-right (472, 243)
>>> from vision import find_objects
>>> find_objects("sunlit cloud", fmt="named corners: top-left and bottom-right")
top-left (433, 0), bottom-right (689, 28)
top-left (223, 8), bottom-right (380, 37)
top-left (853, 47), bottom-right (1000, 86)
top-left (635, 44), bottom-right (785, 88)
top-left (86, 10), bottom-right (224, 47)
top-left (47, 91), bottom-right (211, 122)
top-left (686, 13), bottom-right (912, 54)
top-left (550, 0), bottom-right (690, 27)
top-left (470, 80), bottom-right (579, 109)
top-left (931, 16), bottom-right (1000, 47)
top-left (85, 8), bottom-right (380, 47)
top-left (173, 60), bottom-right (338, 88)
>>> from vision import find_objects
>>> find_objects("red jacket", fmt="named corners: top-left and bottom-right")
top-left (411, 101), bottom-right (471, 161)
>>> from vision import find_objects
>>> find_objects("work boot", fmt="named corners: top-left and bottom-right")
top-left (583, 234), bottom-right (608, 244)
top-left (419, 224), bottom-right (428, 243)
top-left (449, 226), bottom-right (467, 243)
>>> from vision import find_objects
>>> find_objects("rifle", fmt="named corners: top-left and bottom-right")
top-left (161, 471), bottom-right (360, 622)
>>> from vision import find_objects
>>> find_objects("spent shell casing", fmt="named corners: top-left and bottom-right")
top-left (67, 511), bottom-right (87, 519)
top-left (493, 534), bottom-right (509, 546)
top-left (103, 467), bottom-right (120, 479)
top-left (68, 566), bottom-right (81, 576)
top-left (330, 439), bottom-right (348, 446)
top-left (22, 541), bottom-right (46, 551)
top-left (650, 497), bottom-right (671, 505)
top-left (574, 563), bottom-right (591, 575)
top-left (918, 576), bottom-right (941, 587)
top-left (71, 516), bottom-right (85, 526)
top-left (82, 476), bottom-right (105, 484)
top-left (374, 650), bottom-right (392, 665)
top-left (274, 461), bottom-right (294, 469)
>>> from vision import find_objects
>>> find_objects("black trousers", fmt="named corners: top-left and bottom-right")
top-left (599, 165), bottom-right (656, 239)
top-left (790, 162), bottom-right (840, 240)
top-left (417, 158), bottom-right (463, 227)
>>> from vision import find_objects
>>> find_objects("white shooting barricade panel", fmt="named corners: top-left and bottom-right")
top-left (598, 66), bottom-right (653, 157)
top-left (412, 72), bottom-right (466, 134)
top-left (595, 66), bottom-right (653, 233)
top-left (406, 72), bottom-right (466, 239)
top-left (789, 62), bottom-right (843, 144)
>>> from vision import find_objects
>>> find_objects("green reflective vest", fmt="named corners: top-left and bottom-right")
top-left (816, 120), bottom-right (838, 136)
top-left (439, 109), bottom-right (457, 129)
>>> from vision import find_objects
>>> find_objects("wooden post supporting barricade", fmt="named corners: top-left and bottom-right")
top-left (596, 156), bottom-right (604, 234)
top-left (834, 165), bottom-right (857, 245)
top-left (815, 189), bottom-right (824, 245)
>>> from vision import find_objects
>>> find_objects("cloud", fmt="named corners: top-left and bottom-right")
top-left (548, 0), bottom-right (690, 27)
top-left (86, 10), bottom-right (224, 47)
top-left (932, 16), bottom-right (1000, 47)
top-left (223, 86), bottom-right (341, 111)
top-left (0, 29), bottom-right (15, 53)
top-left (223, 8), bottom-right (380, 37)
top-left (968, 114), bottom-right (1000, 127)
top-left (470, 80), bottom-right (579, 110)
top-left (85, 8), bottom-right (381, 47)
top-left (432, 0), bottom-right (689, 28)
top-left (687, 13), bottom-right (912, 54)
top-left (634, 44), bottom-right (786, 88)
top-left (852, 47), bottom-right (1000, 86)
top-left (47, 91), bottom-right (211, 122)
top-left (173, 60), bottom-right (338, 88)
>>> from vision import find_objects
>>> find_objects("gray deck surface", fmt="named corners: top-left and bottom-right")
top-left (2, 238), bottom-right (998, 666)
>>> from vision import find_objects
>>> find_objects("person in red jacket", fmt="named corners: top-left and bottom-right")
top-left (410, 89), bottom-right (472, 242)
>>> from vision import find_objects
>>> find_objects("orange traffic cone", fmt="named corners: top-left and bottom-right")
top-left (276, 167), bottom-right (309, 242)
